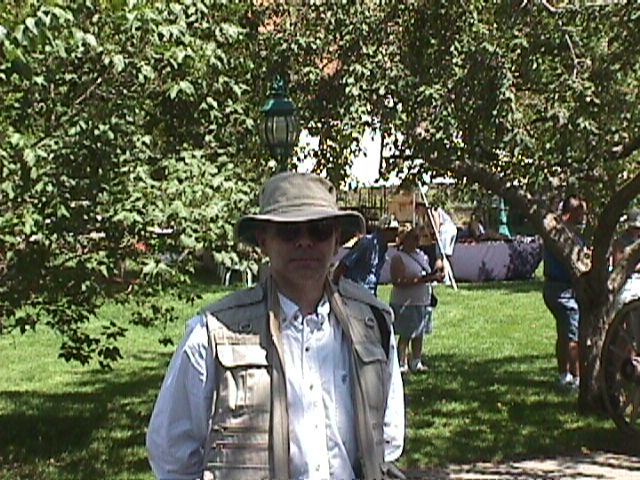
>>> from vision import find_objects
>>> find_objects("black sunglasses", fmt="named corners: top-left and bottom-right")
top-left (271, 219), bottom-right (336, 243)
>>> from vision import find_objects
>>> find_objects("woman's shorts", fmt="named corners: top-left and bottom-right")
top-left (391, 303), bottom-right (433, 339)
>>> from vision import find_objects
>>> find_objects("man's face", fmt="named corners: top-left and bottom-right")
top-left (565, 204), bottom-right (586, 227)
top-left (256, 218), bottom-right (340, 291)
top-left (401, 231), bottom-right (419, 250)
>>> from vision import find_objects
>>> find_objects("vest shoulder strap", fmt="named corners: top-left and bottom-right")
top-left (338, 278), bottom-right (393, 316)
top-left (337, 279), bottom-right (393, 360)
top-left (201, 283), bottom-right (265, 316)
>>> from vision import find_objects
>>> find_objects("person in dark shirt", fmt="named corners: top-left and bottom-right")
top-left (332, 216), bottom-right (398, 296)
top-left (542, 195), bottom-right (587, 390)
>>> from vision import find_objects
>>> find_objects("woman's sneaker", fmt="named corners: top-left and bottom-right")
top-left (399, 363), bottom-right (408, 374)
top-left (410, 359), bottom-right (427, 373)
top-left (571, 376), bottom-right (580, 390)
top-left (558, 372), bottom-right (575, 389)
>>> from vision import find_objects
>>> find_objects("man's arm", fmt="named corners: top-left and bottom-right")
top-left (146, 316), bottom-right (216, 480)
top-left (332, 237), bottom-right (367, 283)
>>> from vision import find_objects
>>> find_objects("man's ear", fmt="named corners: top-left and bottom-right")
top-left (255, 229), bottom-right (267, 251)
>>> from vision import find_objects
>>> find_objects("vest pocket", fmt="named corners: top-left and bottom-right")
top-left (217, 343), bottom-right (268, 366)
top-left (352, 341), bottom-right (388, 413)
top-left (352, 341), bottom-right (387, 363)
top-left (216, 344), bottom-right (270, 411)
top-left (209, 344), bottom-right (271, 479)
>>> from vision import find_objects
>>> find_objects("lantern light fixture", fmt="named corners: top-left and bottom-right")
top-left (259, 74), bottom-right (300, 168)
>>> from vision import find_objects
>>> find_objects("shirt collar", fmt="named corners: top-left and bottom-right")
top-left (277, 292), bottom-right (330, 325)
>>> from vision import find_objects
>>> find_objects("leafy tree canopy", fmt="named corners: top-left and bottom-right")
top-left (0, 0), bottom-right (274, 367)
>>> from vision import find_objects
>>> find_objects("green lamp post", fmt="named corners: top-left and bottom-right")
top-left (498, 197), bottom-right (512, 238)
top-left (259, 75), bottom-right (300, 171)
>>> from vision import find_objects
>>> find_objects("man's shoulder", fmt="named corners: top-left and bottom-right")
top-left (351, 234), bottom-right (375, 251)
top-left (202, 284), bottom-right (266, 315)
top-left (341, 236), bottom-right (374, 266)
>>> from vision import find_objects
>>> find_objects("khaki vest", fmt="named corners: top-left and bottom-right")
top-left (201, 277), bottom-right (394, 480)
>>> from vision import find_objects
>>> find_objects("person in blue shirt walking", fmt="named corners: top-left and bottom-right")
top-left (542, 195), bottom-right (587, 390)
top-left (333, 216), bottom-right (398, 296)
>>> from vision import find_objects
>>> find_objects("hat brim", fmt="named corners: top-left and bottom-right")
top-left (236, 210), bottom-right (365, 246)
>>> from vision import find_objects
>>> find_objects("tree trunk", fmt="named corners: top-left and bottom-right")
top-left (576, 279), bottom-right (615, 413)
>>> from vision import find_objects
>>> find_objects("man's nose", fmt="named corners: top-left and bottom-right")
top-left (294, 226), bottom-right (315, 246)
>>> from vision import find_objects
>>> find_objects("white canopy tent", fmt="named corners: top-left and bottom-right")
top-left (297, 128), bottom-right (454, 188)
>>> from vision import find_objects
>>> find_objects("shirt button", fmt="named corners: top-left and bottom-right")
top-left (315, 465), bottom-right (320, 472)
top-left (305, 346), bottom-right (310, 352)
top-left (309, 384), bottom-right (314, 390)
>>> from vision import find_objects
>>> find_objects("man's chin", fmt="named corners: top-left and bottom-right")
top-left (280, 266), bottom-right (328, 284)
top-left (295, 270), bottom-right (327, 283)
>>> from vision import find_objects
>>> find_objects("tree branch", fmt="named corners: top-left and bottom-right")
top-left (591, 169), bottom-right (640, 286)
top-left (474, 148), bottom-right (592, 279)
top-left (414, 139), bottom-right (591, 282)
top-left (564, 33), bottom-right (579, 80)
top-left (539, 0), bottom-right (561, 14)
top-left (73, 76), bottom-right (103, 106)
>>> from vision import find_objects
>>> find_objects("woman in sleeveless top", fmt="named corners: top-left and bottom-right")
top-left (389, 224), bottom-right (444, 373)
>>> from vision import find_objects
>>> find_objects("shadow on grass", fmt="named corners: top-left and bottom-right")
top-left (3, 345), bottom-right (638, 478)
top-left (400, 351), bottom-right (640, 469)
top-left (0, 351), bottom-right (169, 480)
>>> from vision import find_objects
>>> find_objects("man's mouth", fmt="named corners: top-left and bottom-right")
top-left (290, 257), bottom-right (320, 264)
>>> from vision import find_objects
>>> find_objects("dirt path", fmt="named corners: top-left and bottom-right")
top-left (404, 452), bottom-right (640, 479)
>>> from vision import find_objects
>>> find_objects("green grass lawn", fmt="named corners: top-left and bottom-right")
top-left (0, 277), bottom-right (636, 479)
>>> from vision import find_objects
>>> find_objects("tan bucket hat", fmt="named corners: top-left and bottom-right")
top-left (236, 171), bottom-right (365, 246)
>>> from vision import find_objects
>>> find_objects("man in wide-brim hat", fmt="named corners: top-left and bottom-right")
top-left (147, 171), bottom-right (405, 480)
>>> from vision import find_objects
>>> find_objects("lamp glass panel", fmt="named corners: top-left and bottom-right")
top-left (286, 115), bottom-right (299, 145)
top-left (273, 116), bottom-right (290, 145)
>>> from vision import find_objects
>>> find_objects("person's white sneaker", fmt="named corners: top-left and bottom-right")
top-left (399, 363), bottom-right (408, 374)
top-left (558, 372), bottom-right (575, 389)
top-left (410, 359), bottom-right (428, 373)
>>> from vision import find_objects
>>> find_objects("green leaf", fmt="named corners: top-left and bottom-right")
top-left (141, 260), bottom-right (158, 276)
top-left (25, 17), bottom-right (38, 36)
top-left (111, 54), bottom-right (125, 73)
top-left (168, 84), bottom-right (180, 99)
top-left (84, 33), bottom-right (98, 48)
top-left (13, 24), bottom-right (26, 44)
